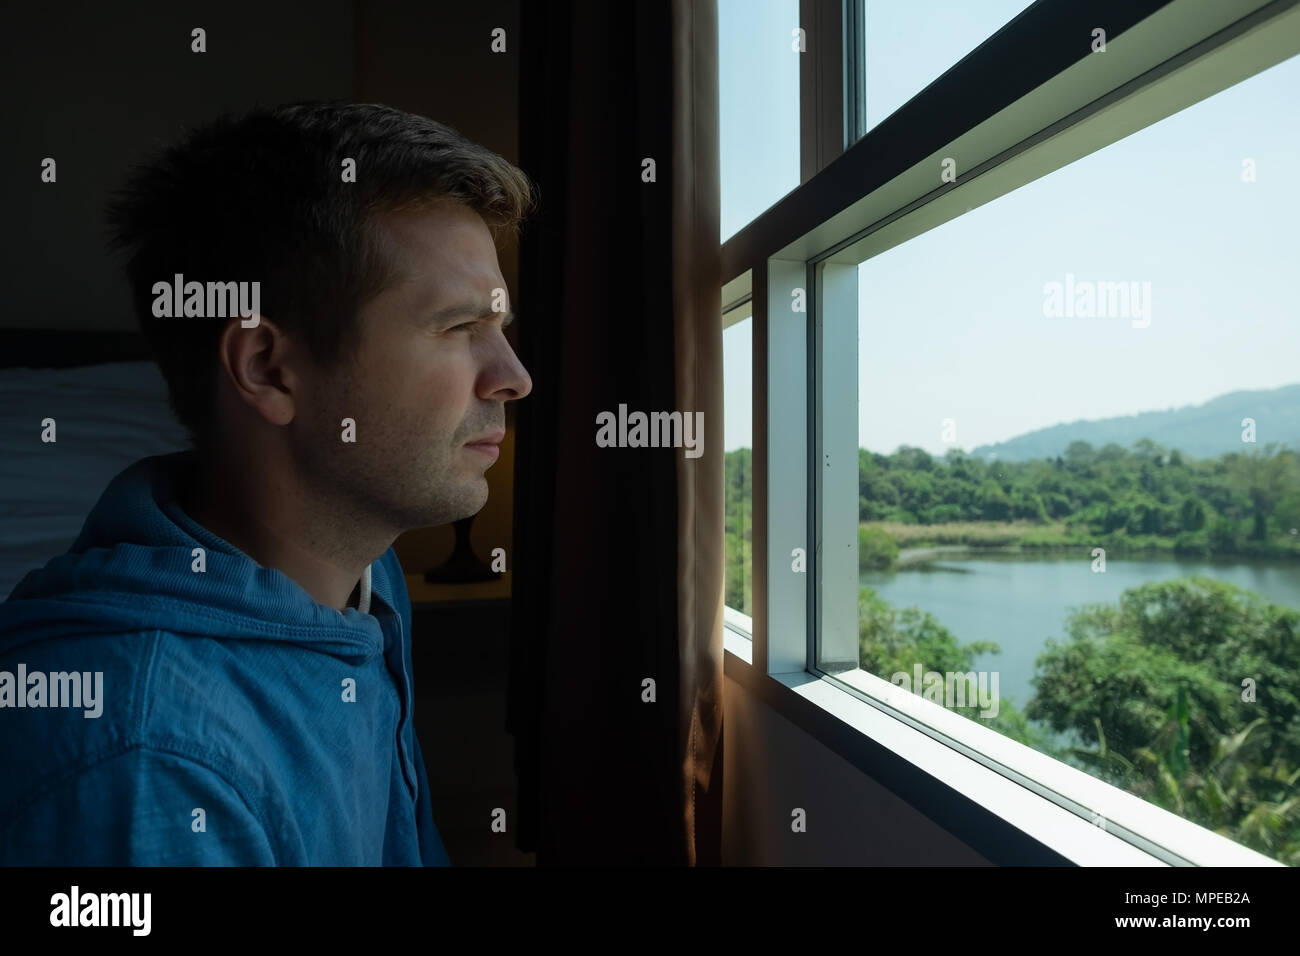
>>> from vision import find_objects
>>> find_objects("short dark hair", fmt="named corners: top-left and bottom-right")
top-left (104, 100), bottom-right (535, 451)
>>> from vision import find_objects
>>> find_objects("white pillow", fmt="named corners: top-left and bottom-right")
top-left (0, 360), bottom-right (192, 598)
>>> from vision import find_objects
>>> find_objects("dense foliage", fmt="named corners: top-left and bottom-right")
top-left (1029, 578), bottom-right (1300, 863)
top-left (854, 440), bottom-right (1300, 559)
top-left (856, 577), bottom-right (1300, 863)
top-left (724, 448), bottom-right (753, 616)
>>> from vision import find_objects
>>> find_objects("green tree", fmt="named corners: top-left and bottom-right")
top-left (1028, 578), bottom-right (1300, 862)
top-left (1011, 489), bottom-right (1048, 522)
top-left (858, 525), bottom-right (899, 571)
top-left (1207, 517), bottom-right (1242, 554)
top-left (1064, 441), bottom-right (1096, 471)
top-left (1179, 497), bottom-right (1207, 532)
top-left (978, 480), bottom-right (1012, 520)
top-left (1227, 445), bottom-right (1297, 541)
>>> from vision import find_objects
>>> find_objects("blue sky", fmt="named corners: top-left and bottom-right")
top-left (720, 1), bottom-right (1300, 455)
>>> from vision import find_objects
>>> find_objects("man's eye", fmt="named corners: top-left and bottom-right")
top-left (449, 322), bottom-right (478, 332)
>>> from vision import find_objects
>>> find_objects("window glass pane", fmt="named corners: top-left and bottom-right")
top-left (838, 54), bottom-right (1300, 862)
top-left (724, 312), bottom-right (754, 620)
top-left (719, 0), bottom-right (801, 240)
top-left (860, 0), bottom-right (1034, 137)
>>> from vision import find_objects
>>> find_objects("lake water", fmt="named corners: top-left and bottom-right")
top-left (860, 554), bottom-right (1300, 712)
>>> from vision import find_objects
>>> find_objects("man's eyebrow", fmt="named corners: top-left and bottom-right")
top-left (427, 304), bottom-right (516, 328)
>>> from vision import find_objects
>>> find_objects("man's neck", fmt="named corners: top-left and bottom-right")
top-left (179, 450), bottom-right (385, 612)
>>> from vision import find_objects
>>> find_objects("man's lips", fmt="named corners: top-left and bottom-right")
top-left (464, 429), bottom-right (505, 459)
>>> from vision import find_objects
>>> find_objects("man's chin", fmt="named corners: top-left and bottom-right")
top-left (438, 485), bottom-right (489, 526)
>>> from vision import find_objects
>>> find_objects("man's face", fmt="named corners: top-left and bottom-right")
top-left (290, 200), bottom-right (532, 533)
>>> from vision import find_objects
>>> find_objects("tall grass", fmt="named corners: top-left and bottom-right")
top-left (864, 520), bottom-right (1070, 548)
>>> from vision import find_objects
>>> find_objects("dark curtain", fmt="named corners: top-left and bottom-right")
top-left (508, 0), bottom-right (723, 865)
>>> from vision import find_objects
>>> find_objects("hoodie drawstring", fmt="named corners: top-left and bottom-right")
top-left (358, 563), bottom-right (372, 615)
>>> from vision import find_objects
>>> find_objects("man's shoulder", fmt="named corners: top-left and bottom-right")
top-left (0, 628), bottom-right (273, 816)
top-left (0, 739), bottom-right (280, 865)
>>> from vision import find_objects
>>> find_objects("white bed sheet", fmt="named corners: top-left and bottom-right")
top-left (0, 360), bottom-right (192, 599)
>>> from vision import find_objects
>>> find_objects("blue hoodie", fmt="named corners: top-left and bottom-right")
top-left (0, 451), bottom-right (450, 866)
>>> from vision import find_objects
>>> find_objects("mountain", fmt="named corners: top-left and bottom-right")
top-left (968, 385), bottom-right (1300, 462)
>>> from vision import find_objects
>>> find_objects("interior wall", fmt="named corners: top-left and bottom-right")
top-left (722, 670), bottom-right (992, 865)
top-left (2, 0), bottom-right (353, 334)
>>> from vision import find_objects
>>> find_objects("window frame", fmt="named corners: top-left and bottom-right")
top-left (721, 0), bottom-right (1300, 865)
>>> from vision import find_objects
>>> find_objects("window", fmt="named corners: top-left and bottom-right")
top-left (718, 0), bottom-right (801, 240)
top-left (859, 0), bottom-right (1035, 136)
top-left (721, 0), bottom-right (1300, 865)
top-left (834, 52), bottom-right (1300, 865)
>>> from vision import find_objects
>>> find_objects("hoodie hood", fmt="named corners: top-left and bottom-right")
top-left (1, 450), bottom-right (394, 659)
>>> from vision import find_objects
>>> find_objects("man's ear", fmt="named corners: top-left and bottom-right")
top-left (215, 315), bottom-right (298, 427)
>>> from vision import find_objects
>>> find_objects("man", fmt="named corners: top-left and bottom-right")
top-left (0, 101), bottom-right (533, 865)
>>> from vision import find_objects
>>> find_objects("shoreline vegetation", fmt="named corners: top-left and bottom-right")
top-left (726, 439), bottom-right (1300, 607)
top-left (847, 439), bottom-right (1300, 572)
top-left (874, 520), bottom-right (1300, 570)
top-left (864, 518), bottom-right (1300, 572)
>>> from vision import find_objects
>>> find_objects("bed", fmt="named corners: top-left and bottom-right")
top-left (0, 331), bottom-right (192, 599)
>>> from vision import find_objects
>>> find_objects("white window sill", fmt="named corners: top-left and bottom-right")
top-left (723, 644), bottom-right (1282, 866)
top-left (723, 605), bottom-right (752, 664)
